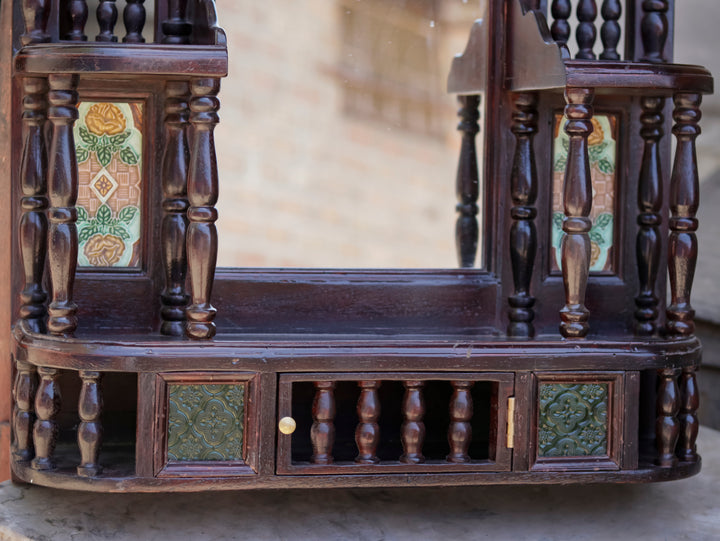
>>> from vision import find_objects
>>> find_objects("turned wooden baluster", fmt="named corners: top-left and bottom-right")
top-left (19, 77), bottom-right (48, 334)
top-left (640, 0), bottom-right (669, 63)
top-left (161, 81), bottom-right (190, 336)
top-left (311, 381), bottom-right (336, 465)
top-left (677, 365), bottom-right (699, 462)
top-left (21, 0), bottom-right (51, 45)
top-left (560, 87), bottom-right (594, 339)
top-left (186, 78), bottom-right (221, 340)
top-left (355, 380), bottom-right (381, 464)
top-left (400, 380), bottom-right (425, 464)
top-left (448, 380), bottom-right (473, 463)
top-left (47, 74), bottom-right (80, 337)
top-left (96, 0), bottom-right (118, 42)
top-left (123, 0), bottom-right (146, 43)
top-left (163, 0), bottom-right (191, 44)
top-left (551, 0), bottom-right (572, 51)
top-left (667, 93), bottom-right (701, 336)
top-left (32, 367), bottom-right (61, 470)
top-left (77, 371), bottom-right (103, 476)
top-left (455, 95), bottom-right (480, 268)
top-left (65, 0), bottom-right (89, 41)
top-left (508, 93), bottom-right (538, 338)
top-left (599, 0), bottom-right (621, 60)
top-left (576, 0), bottom-right (598, 60)
top-left (656, 368), bottom-right (680, 467)
top-left (635, 97), bottom-right (665, 336)
top-left (12, 360), bottom-right (37, 462)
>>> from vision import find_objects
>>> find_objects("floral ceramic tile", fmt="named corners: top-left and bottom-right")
top-left (551, 113), bottom-right (617, 273)
top-left (74, 102), bottom-right (143, 268)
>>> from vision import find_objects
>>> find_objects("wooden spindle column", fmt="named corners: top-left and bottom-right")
top-left (447, 381), bottom-right (473, 463)
top-left (560, 87), bottom-right (595, 338)
top-left (12, 360), bottom-right (36, 462)
top-left (667, 93), bottom-right (701, 336)
top-left (47, 74), bottom-right (80, 336)
top-left (551, 0), bottom-right (572, 51)
top-left (400, 380), bottom-right (425, 464)
top-left (656, 368), bottom-right (680, 467)
top-left (640, 0), bottom-right (669, 63)
top-left (355, 380), bottom-right (380, 464)
top-left (19, 76), bottom-right (48, 333)
top-left (163, 0), bottom-right (191, 44)
top-left (186, 78), bottom-right (220, 339)
top-left (635, 97), bottom-right (665, 335)
top-left (96, 0), bottom-right (118, 42)
top-left (600, 0), bottom-right (621, 60)
top-left (65, 0), bottom-right (89, 41)
top-left (161, 81), bottom-right (190, 336)
top-left (576, 0), bottom-right (598, 60)
top-left (21, 0), bottom-right (51, 45)
top-left (77, 371), bottom-right (103, 476)
top-left (508, 93), bottom-right (538, 338)
top-left (455, 95), bottom-right (480, 267)
top-left (677, 366), bottom-right (699, 462)
top-left (311, 382), bottom-right (336, 465)
top-left (31, 367), bottom-right (61, 470)
top-left (123, 0), bottom-right (146, 43)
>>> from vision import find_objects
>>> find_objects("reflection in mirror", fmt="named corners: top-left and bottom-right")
top-left (215, 0), bottom-right (483, 268)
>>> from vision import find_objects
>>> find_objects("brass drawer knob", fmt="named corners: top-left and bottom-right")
top-left (278, 416), bottom-right (296, 435)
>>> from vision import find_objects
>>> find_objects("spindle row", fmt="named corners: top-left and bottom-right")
top-left (656, 365), bottom-right (699, 467)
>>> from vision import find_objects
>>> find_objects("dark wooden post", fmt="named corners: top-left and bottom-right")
top-left (12, 360), bottom-right (36, 462)
top-left (123, 0), bottom-right (146, 43)
top-left (77, 371), bottom-right (103, 476)
top-left (677, 365), bottom-right (699, 462)
top-left (31, 367), bottom-right (61, 470)
top-left (508, 92), bottom-right (538, 338)
top-left (550, 0), bottom-right (572, 50)
top-left (65, 0), bottom-right (89, 41)
top-left (47, 73), bottom-right (80, 337)
top-left (311, 381), bottom-right (336, 465)
top-left (667, 93), bottom-right (701, 336)
top-left (600, 0), bottom-right (622, 60)
top-left (19, 76), bottom-right (48, 334)
top-left (186, 77), bottom-right (220, 340)
top-left (400, 380), bottom-right (425, 464)
top-left (355, 380), bottom-right (381, 464)
top-left (96, 0), bottom-right (118, 42)
top-left (560, 87), bottom-right (594, 339)
top-left (447, 380), bottom-right (473, 463)
top-left (162, 0), bottom-right (191, 44)
top-left (455, 95), bottom-right (480, 268)
top-left (635, 97), bottom-right (664, 335)
top-left (656, 367), bottom-right (680, 467)
top-left (640, 0), bottom-right (669, 63)
top-left (161, 81), bottom-right (190, 336)
top-left (21, 0), bottom-right (51, 45)
top-left (576, 0), bottom-right (598, 59)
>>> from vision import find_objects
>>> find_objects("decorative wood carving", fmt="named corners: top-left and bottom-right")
top-left (186, 77), bottom-right (221, 339)
top-left (12, 360), bottom-right (36, 462)
top-left (47, 73), bottom-right (80, 336)
top-left (161, 81), bottom-right (190, 336)
top-left (559, 87), bottom-right (594, 338)
top-left (576, 0), bottom-right (598, 60)
top-left (123, 0), bottom-right (146, 43)
top-left (640, 0), bottom-right (669, 63)
top-left (355, 380), bottom-right (381, 464)
top-left (550, 0), bottom-right (572, 50)
top-left (311, 381), bottom-right (336, 465)
top-left (19, 76), bottom-right (48, 333)
top-left (677, 366), bottom-right (699, 462)
top-left (21, 0), bottom-right (51, 45)
top-left (77, 371), bottom-right (103, 476)
top-left (508, 92), bottom-right (538, 338)
top-left (32, 367), bottom-right (61, 471)
top-left (656, 368), bottom-right (680, 467)
top-left (400, 380), bottom-right (425, 464)
top-left (96, 0), bottom-right (118, 42)
top-left (455, 95), bottom-right (480, 268)
top-left (667, 93), bottom-right (701, 336)
top-left (65, 0), bottom-right (89, 41)
top-left (600, 0), bottom-right (621, 60)
top-left (635, 96), bottom-right (664, 335)
top-left (448, 380), bottom-right (473, 463)
top-left (163, 0), bottom-right (191, 44)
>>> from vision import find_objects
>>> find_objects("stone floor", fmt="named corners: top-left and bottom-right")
top-left (0, 428), bottom-right (718, 541)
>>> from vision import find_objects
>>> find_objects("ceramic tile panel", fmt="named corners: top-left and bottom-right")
top-left (74, 101), bottom-right (143, 268)
top-left (551, 113), bottom-right (617, 273)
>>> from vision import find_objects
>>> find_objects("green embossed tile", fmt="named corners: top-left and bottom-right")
top-left (167, 384), bottom-right (246, 462)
